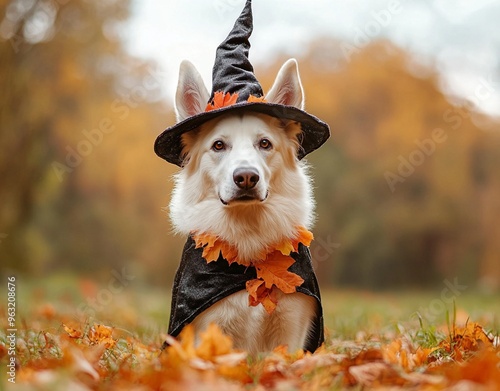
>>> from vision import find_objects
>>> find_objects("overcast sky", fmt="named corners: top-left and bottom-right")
top-left (125, 0), bottom-right (500, 118)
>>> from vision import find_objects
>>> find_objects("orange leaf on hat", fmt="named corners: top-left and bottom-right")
top-left (205, 91), bottom-right (239, 112)
top-left (247, 94), bottom-right (267, 103)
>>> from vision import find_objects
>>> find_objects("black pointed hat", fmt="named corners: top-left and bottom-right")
top-left (154, 0), bottom-right (330, 166)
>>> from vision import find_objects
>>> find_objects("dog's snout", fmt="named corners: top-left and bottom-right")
top-left (233, 167), bottom-right (260, 190)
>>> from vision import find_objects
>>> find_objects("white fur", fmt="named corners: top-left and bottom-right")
top-left (169, 59), bottom-right (317, 354)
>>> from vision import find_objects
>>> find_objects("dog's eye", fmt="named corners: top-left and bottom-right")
top-left (212, 140), bottom-right (225, 151)
top-left (259, 138), bottom-right (272, 150)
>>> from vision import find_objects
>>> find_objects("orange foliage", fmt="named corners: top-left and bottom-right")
top-left (438, 322), bottom-right (494, 361)
top-left (193, 227), bottom-right (312, 313)
top-left (205, 91), bottom-right (239, 111)
top-left (247, 95), bottom-right (267, 103)
top-left (254, 251), bottom-right (305, 292)
top-left (8, 305), bottom-right (500, 390)
top-left (246, 279), bottom-right (279, 313)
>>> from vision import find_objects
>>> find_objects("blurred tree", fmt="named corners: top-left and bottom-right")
top-left (0, 0), bottom-right (181, 278)
top-left (1, 1), bottom-right (499, 291)
top-left (261, 40), bottom-right (500, 289)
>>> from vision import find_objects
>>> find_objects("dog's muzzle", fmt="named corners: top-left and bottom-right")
top-left (219, 167), bottom-right (268, 205)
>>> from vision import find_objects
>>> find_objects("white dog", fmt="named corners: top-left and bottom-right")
top-left (169, 59), bottom-right (319, 354)
top-left (156, 0), bottom-right (328, 355)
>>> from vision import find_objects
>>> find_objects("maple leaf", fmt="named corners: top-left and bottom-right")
top-left (274, 227), bottom-right (313, 255)
top-left (220, 242), bottom-right (239, 265)
top-left (275, 239), bottom-right (295, 256)
top-left (193, 229), bottom-right (309, 312)
top-left (246, 279), bottom-right (279, 314)
top-left (246, 278), bottom-right (265, 301)
top-left (205, 91), bottom-right (239, 111)
top-left (193, 233), bottom-right (241, 264)
top-left (203, 240), bottom-right (223, 263)
top-left (193, 232), bottom-right (217, 250)
top-left (291, 226), bottom-right (314, 251)
top-left (193, 232), bottom-right (222, 263)
top-left (255, 251), bottom-right (304, 294)
top-left (247, 95), bottom-right (267, 103)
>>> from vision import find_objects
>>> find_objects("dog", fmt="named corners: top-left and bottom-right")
top-left (155, 0), bottom-right (328, 355)
top-left (168, 59), bottom-right (319, 354)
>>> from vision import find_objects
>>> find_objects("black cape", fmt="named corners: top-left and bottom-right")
top-left (166, 236), bottom-right (324, 352)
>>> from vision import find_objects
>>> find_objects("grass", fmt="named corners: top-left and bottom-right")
top-left (1, 274), bottom-right (500, 389)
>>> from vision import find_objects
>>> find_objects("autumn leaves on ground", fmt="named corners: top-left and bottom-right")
top-left (1, 279), bottom-right (499, 390)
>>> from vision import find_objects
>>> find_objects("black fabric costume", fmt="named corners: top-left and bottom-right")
top-left (167, 236), bottom-right (324, 352)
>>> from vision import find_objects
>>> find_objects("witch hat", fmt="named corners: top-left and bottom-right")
top-left (154, 0), bottom-right (330, 166)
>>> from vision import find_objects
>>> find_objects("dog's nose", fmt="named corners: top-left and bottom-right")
top-left (233, 167), bottom-right (260, 190)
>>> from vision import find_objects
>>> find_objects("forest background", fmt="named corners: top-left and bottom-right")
top-left (1, 0), bottom-right (500, 293)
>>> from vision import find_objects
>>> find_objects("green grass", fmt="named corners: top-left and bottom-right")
top-left (8, 273), bottom-right (500, 343)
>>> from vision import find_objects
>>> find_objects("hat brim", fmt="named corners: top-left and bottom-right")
top-left (154, 102), bottom-right (330, 166)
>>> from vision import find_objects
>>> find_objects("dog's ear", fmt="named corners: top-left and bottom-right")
top-left (265, 59), bottom-right (304, 110)
top-left (175, 60), bottom-right (210, 122)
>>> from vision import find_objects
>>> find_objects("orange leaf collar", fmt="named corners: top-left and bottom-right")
top-left (192, 227), bottom-right (313, 314)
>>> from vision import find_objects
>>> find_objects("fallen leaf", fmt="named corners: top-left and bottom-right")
top-left (290, 352), bottom-right (342, 376)
top-left (63, 323), bottom-right (83, 339)
top-left (196, 323), bottom-right (234, 361)
top-left (88, 324), bottom-right (115, 348)
top-left (348, 362), bottom-right (406, 387)
top-left (439, 322), bottom-right (494, 360)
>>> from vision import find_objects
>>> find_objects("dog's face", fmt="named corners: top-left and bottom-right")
top-left (169, 59), bottom-right (313, 258)
top-left (181, 113), bottom-right (301, 208)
